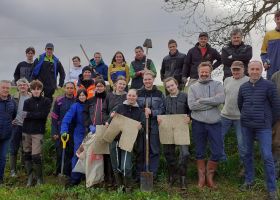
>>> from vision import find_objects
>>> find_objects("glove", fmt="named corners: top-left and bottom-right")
top-left (89, 125), bottom-right (96, 134)
top-left (61, 132), bottom-right (68, 138)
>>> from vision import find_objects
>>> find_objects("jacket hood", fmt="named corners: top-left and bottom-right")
top-left (195, 42), bottom-right (211, 48)
top-left (169, 50), bottom-right (179, 57)
top-left (123, 100), bottom-right (139, 107)
top-left (228, 41), bottom-right (244, 48)
top-left (198, 77), bottom-right (213, 84)
top-left (90, 58), bottom-right (105, 67)
top-left (139, 85), bottom-right (158, 92)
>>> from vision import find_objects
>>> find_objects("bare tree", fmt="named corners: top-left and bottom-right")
top-left (163, 0), bottom-right (279, 46)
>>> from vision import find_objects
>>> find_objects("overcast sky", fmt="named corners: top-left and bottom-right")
top-left (0, 0), bottom-right (272, 84)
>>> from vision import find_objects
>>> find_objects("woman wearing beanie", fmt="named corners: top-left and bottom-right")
top-left (75, 66), bottom-right (95, 99)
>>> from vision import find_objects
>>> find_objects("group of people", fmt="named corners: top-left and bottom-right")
top-left (0, 9), bottom-right (280, 200)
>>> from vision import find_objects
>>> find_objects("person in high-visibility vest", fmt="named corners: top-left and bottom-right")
top-left (74, 66), bottom-right (95, 99)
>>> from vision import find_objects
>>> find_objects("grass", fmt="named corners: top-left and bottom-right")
top-left (2, 88), bottom-right (279, 199)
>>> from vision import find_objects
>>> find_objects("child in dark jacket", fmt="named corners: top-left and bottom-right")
top-left (60, 89), bottom-right (87, 187)
top-left (22, 80), bottom-right (51, 186)
top-left (106, 89), bottom-right (145, 192)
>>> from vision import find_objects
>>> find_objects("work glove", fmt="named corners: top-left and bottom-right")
top-left (61, 132), bottom-right (68, 138)
top-left (89, 125), bottom-right (96, 134)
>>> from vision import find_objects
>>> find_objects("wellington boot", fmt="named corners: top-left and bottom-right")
top-left (206, 160), bottom-right (218, 188)
top-left (25, 161), bottom-right (33, 187)
top-left (196, 160), bottom-right (206, 188)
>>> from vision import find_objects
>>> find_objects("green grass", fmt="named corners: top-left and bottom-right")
top-left (3, 88), bottom-right (279, 199)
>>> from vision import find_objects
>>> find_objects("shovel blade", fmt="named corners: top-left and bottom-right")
top-left (140, 171), bottom-right (153, 191)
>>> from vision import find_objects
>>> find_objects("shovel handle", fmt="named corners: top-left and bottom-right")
top-left (61, 134), bottom-right (69, 149)
top-left (145, 101), bottom-right (150, 171)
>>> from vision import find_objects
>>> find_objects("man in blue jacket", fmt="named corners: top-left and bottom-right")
top-left (0, 80), bottom-right (17, 184)
top-left (238, 60), bottom-right (280, 200)
top-left (90, 52), bottom-right (108, 81)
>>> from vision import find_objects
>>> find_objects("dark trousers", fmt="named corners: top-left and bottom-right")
top-left (0, 138), bottom-right (10, 181)
top-left (104, 154), bottom-right (114, 183)
top-left (135, 131), bottom-right (160, 178)
top-left (163, 144), bottom-right (189, 176)
top-left (10, 125), bottom-right (23, 156)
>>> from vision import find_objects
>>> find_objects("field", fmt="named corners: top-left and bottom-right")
top-left (1, 88), bottom-right (279, 200)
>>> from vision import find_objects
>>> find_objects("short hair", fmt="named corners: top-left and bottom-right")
top-left (0, 80), bottom-right (12, 85)
top-left (275, 10), bottom-right (280, 18)
top-left (198, 62), bottom-right (213, 71)
top-left (16, 78), bottom-right (29, 86)
top-left (135, 46), bottom-right (144, 51)
top-left (248, 60), bottom-right (263, 68)
top-left (76, 88), bottom-right (87, 98)
top-left (168, 39), bottom-right (177, 46)
top-left (95, 78), bottom-right (106, 87)
top-left (231, 61), bottom-right (244, 68)
top-left (163, 77), bottom-right (178, 88)
top-left (128, 88), bottom-right (138, 95)
top-left (115, 76), bottom-right (127, 83)
top-left (72, 56), bottom-right (80, 62)
top-left (94, 52), bottom-right (102, 57)
top-left (63, 81), bottom-right (75, 88)
top-left (230, 28), bottom-right (243, 37)
top-left (30, 80), bottom-right (43, 90)
top-left (25, 47), bottom-right (35, 54)
top-left (143, 70), bottom-right (156, 78)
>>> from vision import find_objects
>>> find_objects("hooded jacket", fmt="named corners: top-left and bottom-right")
top-left (90, 59), bottom-right (108, 81)
top-left (188, 78), bottom-right (225, 124)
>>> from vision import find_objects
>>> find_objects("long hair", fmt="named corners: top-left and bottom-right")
top-left (111, 51), bottom-right (126, 66)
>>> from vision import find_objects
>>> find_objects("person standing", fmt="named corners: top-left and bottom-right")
top-left (76, 66), bottom-right (95, 99)
top-left (102, 76), bottom-right (127, 186)
top-left (261, 10), bottom-right (280, 80)
top-left (32, 43), bottom-right (65, 101)
top-left (68, 56), bottom-right (83, 83)
top-left (108, 51), bottom-right (130, 91)
top-left (182, 32), bottom-right (221, 90)
top-left (14, 47), bottom-right (35, 83)
top-left (221, 28), bottom-right (252, 79)
top-left (136, 70), bottom-right (165, 180)
top-left (22, 80), bottom-right (51, 186)
top-left (0, 80), bottom-right (17, 184)
top-left (159, 77), bottom-right (190, 189)
top-left (60, 89), bottom-right (88, 187)
top-left (238, 61), bottom-right (280, 200)
top-left (220, 61), bottom-right (249, 173)
top-left (51, 82), bottom-right (76, 177)
top-left (9, 78), bottom-right (31, 177)
top-left (160, 39), bottom-right (186, 92)
top-left (130, 46), bottom-right (157, 89)
top-left (271, 70), bottom-right (280, 180)
top-left (90, 52), bottom-right (108, 81)
top-left (188, 62), bottom-right (225, 188)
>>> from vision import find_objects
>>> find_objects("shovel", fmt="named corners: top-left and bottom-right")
top-left (140, 101), bottom-right (153, 191)
top-left (143, 39), bottom-right (152, 71)
top-left (58, 133), bottom-right (69, 184)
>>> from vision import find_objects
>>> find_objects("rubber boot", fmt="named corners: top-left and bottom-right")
top-left (206, 160), bottom-right (218, 188)
top-left (114, 172), bottom-right (123, 188)
top-left (180, 176), bottom-right (187, 190)
top-left (123, 176), bottom-right (132, 193)
top-left (197, 160), bottom-right (206, 188)
top-left (167, 165), bottom-right (177, 186)
top-left (25, 160), bottom-right (33, 187)
top-left (34, 163), bottom-right (43, 185)
top-left (10, 155), bottom-right (17, 177)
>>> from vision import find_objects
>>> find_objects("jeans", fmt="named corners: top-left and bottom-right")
top-left (0, 138), bottom-right (10, 181)
top-left (221, 117), bottom-right (246, 162)
top-left (192, 119), bottom-right (224, 162)
top-left (242, 127), bottom-right (276, 192)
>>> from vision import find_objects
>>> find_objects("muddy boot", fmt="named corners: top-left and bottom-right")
top-left (10, 155), bottom-right (17, 177)
top-left (180, 176), bottom-right (187, 190)
top-left (167, 165), bottom-right (177, 186)
top-left (123, 176), bottom-right (132, 193)
top-left (197, 160), bottom-right (206, 188)
top-left (206, 160), bottom-right (218, 188)
top-left (25, 160), bottom-right (33, 187)
top-left (114, 172), bottom-right (123, 188)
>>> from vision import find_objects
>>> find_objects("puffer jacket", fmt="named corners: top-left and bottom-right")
top-left (165, 91), bottom-right (190, 115)
top-left (238, 77), bottom-right (280, 128)
top-left (0, 96), bottom-right (17, 139)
